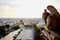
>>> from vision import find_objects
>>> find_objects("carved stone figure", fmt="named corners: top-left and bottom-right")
top-left (46, 5), bottom-right (60, 32)
top-left (46, 5), bottom-right (60, 40)
top-left (42, 9), bottom-right (50, 24)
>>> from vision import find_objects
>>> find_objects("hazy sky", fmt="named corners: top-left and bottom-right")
top-left (0, 0), bottom-right (60, 18)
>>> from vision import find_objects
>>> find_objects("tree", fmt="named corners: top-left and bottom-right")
top-left (33, 24), bottom-right (42, 40)
top-left (0, 26), bottom-right (6, 38)
top-left (14, 25), bottom-right (20, 30)
top-left (5, 24), bottom-right (10, 28)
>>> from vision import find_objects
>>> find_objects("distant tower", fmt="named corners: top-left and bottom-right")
top-left (20, 20), bottom-right (24, 25)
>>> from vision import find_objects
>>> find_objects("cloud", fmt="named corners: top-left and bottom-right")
top-left (0, 0), bottom-right (21, 10)
top-left (0, 0), bottom-right (60, 18)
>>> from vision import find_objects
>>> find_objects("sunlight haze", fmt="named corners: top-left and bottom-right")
top-left (0, 0), bottom-right (60, 18)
